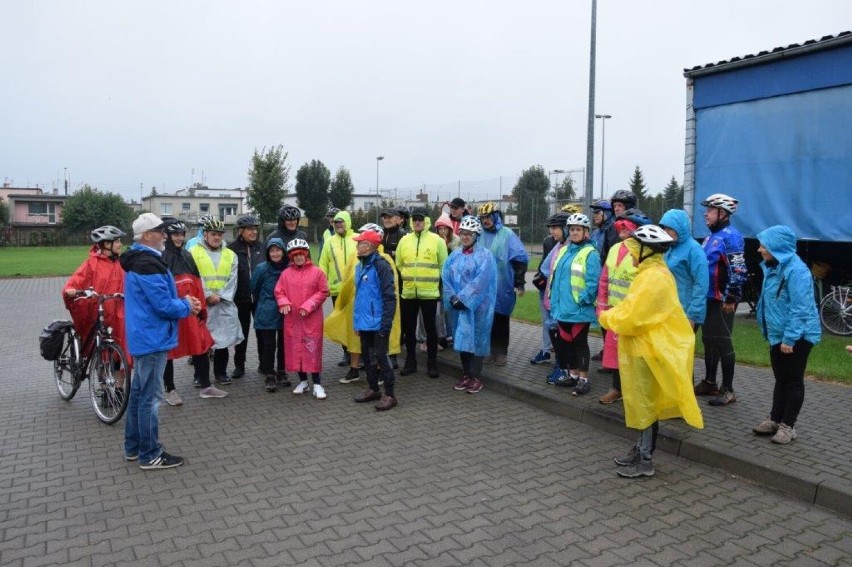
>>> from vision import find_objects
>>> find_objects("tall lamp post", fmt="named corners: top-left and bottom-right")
top-left (375, 156), bottom-right (384, 222)
top-left (595, 114), bottom-right (611, 200)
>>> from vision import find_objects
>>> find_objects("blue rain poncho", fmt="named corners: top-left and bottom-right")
top-left (478, 213), bottom-right (529, 316)
top-left (660, 209), bottom-right (709, 324)
top-left (442, 243), bottom-right (497, 357)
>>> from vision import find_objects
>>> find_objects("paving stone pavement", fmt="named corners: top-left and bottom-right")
top-left (1, 277), bottom-right (851, 567)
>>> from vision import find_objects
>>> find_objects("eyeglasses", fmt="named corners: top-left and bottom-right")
top-left (412, 217), bottom-right (425, 222)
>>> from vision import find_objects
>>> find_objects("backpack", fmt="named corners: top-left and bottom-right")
top-left (39, 320), bottom-right (73, 361)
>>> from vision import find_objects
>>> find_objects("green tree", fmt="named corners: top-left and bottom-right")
top-left (329, 166), bottom-right (354, 210)
top-left (553, 176), bottom-right (577, 208)
top-left (61, 185), bottom-right (134, 238)
top-left (0, 198), bottom-right (8, 245)
top-left (661, 176), bottom-right (684, 210)
top-left (247, 145), bottom-right (290, 232)
top-left (295, 159), bottom-right (332, 241)
top-left (628, 166), bottom-right (651, 213)
top-left (511, 165), bottom-right (550, 243)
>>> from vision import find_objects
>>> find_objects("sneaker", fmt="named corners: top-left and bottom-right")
top-left (399, 361), bottom-right (417, 376)
top-left (453, 376), bottom-right (471, 391)
top-left (277, 371), bottom-right (292, 387)
top-left (530, 350), bottom-right (552, 365)
top-left (215, 374), bottom-right (232, 385)
top-left (556, 373), bottom-right (580, 389)
top-left (616, 459), bottom-right (655, 478)
top-left (614, 446), bottom-right (640, 467)
top-left (165, 389), bottom-right (183, 406)
top-left (771, 423), bottom-right (797, 444)
top-left (492, 354), bottom-right (507, 366)
top-left (694, 380), bottom-right (719, 396)
top-left (140, 451), bottom-right (184, 470)
top-left (591, 350), bottom-right (603, 362)
top-left (546, 368), bottom-right (566, 385)
top-left (199, 386), bottom-right (228, 399)
top-left (193, 377), bottom-right (201, 388)
top-left (466, 378), bottom-right (484, 394)
top-left (292, 381), bottom-right (310, 395)
top-left (231, 365), bottom-right (245, 379)
top-left (339, 368), bottom-right (361, 384)
top-left (571, 379), bottom-right (591, 396)
top-left (313, 384), bottom-right (327, 400)
top-left (438, 337), bottom-right (449, 349)
top-left (753, 418), bottom-right (779, 435)
top-left (265, 376), bottom-right (277, 393)
top-left (599, 389), bottom-right (622, 405)
top-left (709, 388), bottom-right (736, 406)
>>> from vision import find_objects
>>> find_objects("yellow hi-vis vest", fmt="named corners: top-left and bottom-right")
top-left (191, 246), bottom-right (235, 293)
top-left (605, 242), bottom-right (636, 308)
top-left (550, 244), bottom-right (595, 303)
top-left (396, 232), bottom-right (445, 300)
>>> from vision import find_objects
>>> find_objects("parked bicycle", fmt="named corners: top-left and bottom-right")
top-left (819, 284), bottom-right (852, 336)
top-left (45, 289), bottom-right (131, 424)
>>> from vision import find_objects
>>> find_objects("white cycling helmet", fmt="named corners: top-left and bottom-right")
top-left (458, 215), bottom-right (482, 234)
top-left (631, 225), bottom-right (674, 253)
top-left (286, 238), bottom-right (310, 253)
top-left (566, 213), bottom-right (591, 229)
top-left (90, 225), bottom-right (126, 243)
top-left (358, 223), bottom-right (385, 237)
top-left (701, 193), bottom-right (738, 214)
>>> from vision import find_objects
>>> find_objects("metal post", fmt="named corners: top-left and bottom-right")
top-left (595, 114), bottom-right (611, 200)
top-left (584, 0), bottom-right (598, 211)
top-left (375, 156), bottom-right (384, 223)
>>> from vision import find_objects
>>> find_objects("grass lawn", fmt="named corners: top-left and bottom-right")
top-left (0, 246), bottom-right (93, 277)
top-left (511, 290), bottom-right (851, 385)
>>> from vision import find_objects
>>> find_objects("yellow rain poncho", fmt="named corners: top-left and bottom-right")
top-left (324, 246), bottom-right (401, 355)
top-left (598, 240), bottom-right (703, 431)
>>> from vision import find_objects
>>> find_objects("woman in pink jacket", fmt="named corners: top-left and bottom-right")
top-left (274, 239), bottom-right (330, 399)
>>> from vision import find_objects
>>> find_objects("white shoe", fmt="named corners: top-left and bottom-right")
top-left (313, 384), bottom-right (327, 400)
top-left (292, 381), bottom-right (310, 395)
top-left (165, 389), bottom-right (183, 406)
top-left (199, 386), bottom-right (228, 399)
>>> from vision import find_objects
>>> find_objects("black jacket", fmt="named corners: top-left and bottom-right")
top-left (381, 224), bottom-right (408, 260)
top-left (228, 236), bottom-right (263, 303)
top-left (265, 226), bottom-right (309, 268)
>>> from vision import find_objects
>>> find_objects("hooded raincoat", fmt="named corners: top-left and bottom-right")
top-left (434, 213), bottom-right (461, 251)
top-left (549, 240), bottom-right (600, 324)
top-left (162, 237), bottom-right (213, 359)
top-left (660, 209), bottom-right (709, 324)
top-left (756, 226), bottom-right (821, 347)
top-left (250, 238), bottom-right (287, 331)
top-left (274, 250), bottom-right (330, 373)
top-left (478, 212), bottom-right (529, 316)
top-left (318, 210), bottom-right (355, 297)
top-left (598, 241), bottom-right (704, 431)
top-left (191, 241), bottom-right (244, 349)
top-left (442, 242), bottom-right (497, 356)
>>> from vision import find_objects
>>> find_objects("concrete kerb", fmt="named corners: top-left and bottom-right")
top-left (428, 349), bottom-right (852, 518)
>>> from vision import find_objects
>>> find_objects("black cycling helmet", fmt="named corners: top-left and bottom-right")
top-left (610, 189), bottom-right (637, 210)
top-left (164, 220), bottom-right (187, 234)
top-left (325, 207), bottom-right (340, 219)
top-left (236, 214), bottom-right (259, 228)
top-left (545, 212), bottom-right (570, 227)
top-left (90, 225), bottom-right (126, 243)
top-left (278, 205), bottom-right (301, 221)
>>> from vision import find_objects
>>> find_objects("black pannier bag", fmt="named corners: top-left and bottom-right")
top-left (39, 320), bottom-right (73, 361)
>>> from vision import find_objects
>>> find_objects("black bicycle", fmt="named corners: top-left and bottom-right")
top-left (53, 289), bottom-right (131, 424)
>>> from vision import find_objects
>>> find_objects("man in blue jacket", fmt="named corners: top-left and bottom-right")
top-left (121, 213), bottom-right (202, 470)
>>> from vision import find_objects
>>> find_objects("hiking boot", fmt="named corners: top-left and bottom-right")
top-left (753, 418), bottom-right (779, 435)
top-left (709, 388), bottom-right (736, 406)
top-left (771, 423), bottom-right (797, 444)
top-left (165, 389), bottom-right (183, 406)
top-left (199, 386), bottom-right (228, 399)
top-left (265, 376), bottom-right (277, 393)
top-left (231, 365), bottom-right (245, 379)
top-left (313, 384), bottom-right (327, 400)
top-left (571, 379), bottom-right (591, 396)
top-left (530, 350), bottom-right (552, 365)
top-left (555, 373), bottom-right (580, 388)
top-left (591, 350), bottom-right (603, 361)
top-left (453, 376), bottom-right (471, 391)
top-left (292, 381), bottom-right (310, 395)
top-left (277, 371), bottom-right (292, 387)
top-left (375, 395), bottom-right (397, 411)
top-left (140, 451), bottom-right (184, 470)
top-left (614, 446), bottom-right (640, 467)
top-left (466, 378), bottom-right (484, 394)
top-left (427, 358), bottom-right (439, 379)
top-left (354, 388), bottom-right (382, 403)
top-left (492, 354), bottom-right (507, 366)
top-left (339, 368), bottom-right (361, 384)
top-left (215, 374), bottom-right (232, 385)
top-left (399, 360), bottom-right (417, 376)
top-left (694, 380), bottom-right (719, 396)
top-left (599, 389), bottom-right (622, 405)
top-left (616, 459), bottom-right (655, 478)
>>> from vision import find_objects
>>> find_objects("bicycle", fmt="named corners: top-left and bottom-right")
top-left (53, 289), bottom-right (132, 424)
top-left (819, 284), bottom-right (852, 336)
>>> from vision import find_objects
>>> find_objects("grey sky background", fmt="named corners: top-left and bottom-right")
top-left (1, 1), bottom-right (848, 204)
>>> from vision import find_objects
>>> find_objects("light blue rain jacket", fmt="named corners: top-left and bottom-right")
top-left (478, 213), bottom-right (529, 316)
top-left (442, 243), bottom-right (497, 357)
top-left (660, 209), bottom-right (709, 324)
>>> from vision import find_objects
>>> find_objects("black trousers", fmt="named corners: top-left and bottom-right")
top-left (256, 329), bottom-right (284, 376)
top-left (233, 301), bottom-right (257, 368)
top-left (701, 300), bottom-right (736, 391)
top-left (401, 298), bottom-right (438, 360)
top-left (490, 312), bottom-right (511, 356)
top-left (549, 322), bottom-right (591, 372)
top-left (164, 355), bottom-right (211, 390)
top-left (769, 339), bottom-right (813, 427)
top-left (460, 352), bottom-right (483, 378)
top-left (360, 331), bottom-right (395, 397)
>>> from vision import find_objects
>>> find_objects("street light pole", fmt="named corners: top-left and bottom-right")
top-left (375, 156), bottom-right (384, 223)
top-left (595, 114), bottom-right (611, 200)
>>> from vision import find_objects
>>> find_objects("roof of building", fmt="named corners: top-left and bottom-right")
top-left (7, 193), bottom-right (68, 201)
top-left (684, 31), bottom-right (852, 78)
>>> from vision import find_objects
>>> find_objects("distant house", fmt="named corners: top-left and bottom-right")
top-left (2, 185), bottom-right (67, 245)
top-left (141, 184), bottom-right (245, 225)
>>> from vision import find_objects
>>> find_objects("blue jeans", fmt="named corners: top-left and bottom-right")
top-left (124, 351), bottom-right (166, 463)
top-left (636, 421), bottom-right (659, 461)
top-left (539, 290), bottom-right (553, 352)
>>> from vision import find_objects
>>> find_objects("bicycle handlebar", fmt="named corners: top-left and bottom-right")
top-left (73, 288), bottom-right (125, 302)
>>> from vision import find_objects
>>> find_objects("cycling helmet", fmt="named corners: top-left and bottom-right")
top-left (477, 202), bottom-right (498, 216)
top-left (617, 208), bottom-right (652, 226)
top-left (236, 214), bottom-right (259, 228)
top-left (278, 205), bottom-right (302, 221)
top-left (590, 199), bottom-right (613, 211)
top-left (202, 218), bottom-right (226, 233)
top-left (458, 215), bottom-right (483, 234)
top-left (610, 189), bottom-right (637, 209)
top-left (358, 223), bottom-right (385, 237)
top-left (560, 203), bottom-right (582, 214)
top-left (566, 213), bottom-right (591, 229)
top-left (700, 193), bottom-right (738, 214)
top-left (164, 221), bottom-right (187, 234)
top-left (325, 207), bottom-right (340, 219)
top-left (631, 225), bottom-right (674, 253)
top-left (197, 214), bottom-right (214, 226)
top-left (90, 225), bottom-right (126, 243)
top-left (286, 238), bottom-right (310, 253)
top-left (546, 212), bottom-right (570, 227)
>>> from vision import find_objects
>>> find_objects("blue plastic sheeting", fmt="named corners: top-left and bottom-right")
top-left (693, 84), bottom-right (852, 242)
top-left (693, 44), bottom-right (852, 109)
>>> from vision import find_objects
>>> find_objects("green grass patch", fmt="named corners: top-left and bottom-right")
top-left (0, 246), bottom-right (92, 277)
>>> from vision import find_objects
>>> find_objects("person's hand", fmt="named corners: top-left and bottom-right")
top-left (65, 288), bottom-right (77, 297)
top-left (515, 287), bottom-right (525, 297)
top-left (780, 343), bottom-right (794, 354)
top-left (451, 296), bottom-right (466, 310)
top-left (280, 304), bottom-right (291, 315)
top-left (722, 302), bottom-right (737, 315)
top-left (207, 294), bottom-right (220, 306)
top-left (299, 308), bottom-right (308, 317)
top-left (186, 296), bottom-right (201, 316)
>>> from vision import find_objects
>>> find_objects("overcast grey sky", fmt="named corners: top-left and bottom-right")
top-left (1, 1), bottom-right (848, 204)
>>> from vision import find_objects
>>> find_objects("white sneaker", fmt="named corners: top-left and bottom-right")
top-left (292, 381), bottom-right (310, 395)
top-left (199, 386), bottom-right (228, 399)
top-left (164, 389), bottom-right (183, 406)
top-left (313, 384), bottom-right (327, 400)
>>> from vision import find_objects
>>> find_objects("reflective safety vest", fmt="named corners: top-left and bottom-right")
top-left (551, 244), bottom-right (595, 302)
top-left (605, 242), bottom-right (636, 307)
top-left (191, 246), bottom-right (235, 293)
top-left (396, 231), bottom-right (446, 299)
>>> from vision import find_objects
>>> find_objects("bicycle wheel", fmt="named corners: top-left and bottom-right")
top-left (819, 290), bottom-right (852, 336)
top-left (54, 330), bottom-right (81, 401)
top-left (88, 342), bottom-right (131, 424)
